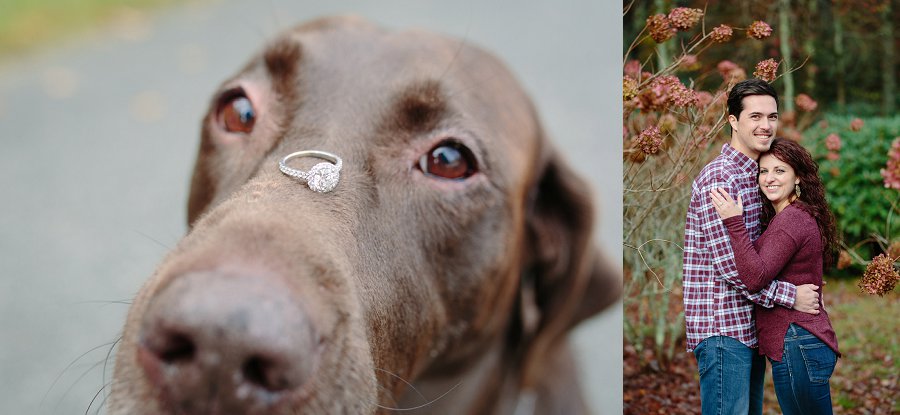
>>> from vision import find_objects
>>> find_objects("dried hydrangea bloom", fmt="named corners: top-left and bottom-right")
top-left (795, 93), bottom-right (818, 112)
top-left (783, 128), bottom-right (803, 142)
top-left (850, 117), bottom-right (865, 131)
top-left (710, 24), bottom-right (733, 43)
top-left (717, 60), bottom-right (746, 83)
top-left (624, 59), bottom-right (642, 79)
top-left (717, 60), bottom-right (739, 76)
top-left (747, 20), bottom-right (773, 39)
top-left (636, 78), bottom-right (671, 111)
top-left (825, 133), bottom-right (842, 152)
top-left (727, 68), bottom-right (747, 83)
top-left (678, 54), bottom-right (700, 71)
top-left (781, 111), bottom-right (797, 125)
top-left (859, 253), bottom-right (899, 296)
top-left (837, 250), bottom-right (852, 270)
top-left (647, 14), bottom-right (676, 43)
top-left (889, 240), bottom-right (900, 259)
top-left (636, 126), bottom-right (664, 155)
top-left (668, 7), bottom-right (703, 31)
top-left (696, 91), bottom-right (714, 108)
top-left (658, 76), bottom-right (699, 107)
top-left (880, 137), bottom-right (900, 189)
top-left (671, 86), bottom-right (699, 107)
top-left (826, 152), bottom-right (840, 161)
top-left (658, 113), bottom-right (678, 133)
top-left (623, 76), bottom-right (639, 102)
top-left (753, 59), bottom-right (779, 82)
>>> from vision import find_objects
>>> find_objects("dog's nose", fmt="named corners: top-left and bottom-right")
top-left (137, 270), bottom-right (320, 411)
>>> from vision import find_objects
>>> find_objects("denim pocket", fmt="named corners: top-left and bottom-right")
top-left (693, 339), bottom-right (711, 377)
top-left (799, 342), bottom-right (836, 384)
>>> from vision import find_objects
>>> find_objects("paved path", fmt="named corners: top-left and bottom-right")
top-left (0, 0), bottom-right (622, 413)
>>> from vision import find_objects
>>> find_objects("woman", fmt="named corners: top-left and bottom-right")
top-left (709, 138), bottom-right (840, 414)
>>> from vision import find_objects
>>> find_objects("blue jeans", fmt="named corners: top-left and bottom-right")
top-left (693, 336), bottom-right (765, 415)
top-left (769, 324), bottom-right (836, 415)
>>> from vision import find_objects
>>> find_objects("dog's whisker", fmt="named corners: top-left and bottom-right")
top-left (53, 357), bottom-right (106, 412)
top-left (84, 380), bottom-right (110, 415)
top-left (373, 380), bottom-right (463, 412)
top-left (435, 22), bottom-right (472, 85)
top-left (132, 229), bottom-right (175, 251)
top-left (102, 336), bottom-right (123, 400)
top-left (71, 299), bottom-right (133, 307)
top-left (91, 380), bottom-right (113, 415)
top-left (374, 367), bottom-right (428, 403)
top-left (41, 341), bottom-right (118, 408)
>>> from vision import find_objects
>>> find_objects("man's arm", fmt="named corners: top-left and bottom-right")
top-left (699, 178), bottom-right (796, 308)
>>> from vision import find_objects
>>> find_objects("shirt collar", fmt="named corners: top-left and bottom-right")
top-left (721, 143), bottom-right (758, 176)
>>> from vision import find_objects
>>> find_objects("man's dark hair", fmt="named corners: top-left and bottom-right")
top-left (727, 78), bottom-right (778, 119)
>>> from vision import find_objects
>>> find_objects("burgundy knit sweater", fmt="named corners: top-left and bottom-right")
top-left (723, 203), bottom-right (840, 361)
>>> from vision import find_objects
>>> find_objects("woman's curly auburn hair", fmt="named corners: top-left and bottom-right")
top-left (758, 138), bottom-right (839, 270)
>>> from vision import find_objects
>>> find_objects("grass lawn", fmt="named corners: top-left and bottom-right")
top-left (760, 277), bottom-right (899, 414)
top-left (823, 277), bottom-right (899, 413)
top-left (0, 0), bottom-right (177, 58)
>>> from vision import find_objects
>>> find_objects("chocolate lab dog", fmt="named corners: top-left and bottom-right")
top-left (108, 16), bottom-right (620, 415)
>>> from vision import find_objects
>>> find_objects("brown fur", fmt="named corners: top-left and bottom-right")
top-left (109, 16), bottom-right (620, 415)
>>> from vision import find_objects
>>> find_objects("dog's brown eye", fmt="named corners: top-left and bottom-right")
top-left (419, 141), bottom-right (477, 180)
top-left (217, 92), bottom-right (256, 133)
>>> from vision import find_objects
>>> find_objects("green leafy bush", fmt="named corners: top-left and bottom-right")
top-left (805, 115), bottom-right (900, 257)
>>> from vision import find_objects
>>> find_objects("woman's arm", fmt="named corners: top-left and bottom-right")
top-left (722, 217), bottom-right (799, 292)
top-left (710, 188), bottom-right (800, 292)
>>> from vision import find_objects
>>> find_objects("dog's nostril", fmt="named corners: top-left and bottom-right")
top-left (155, 332), bottom-right (196, 364)
top-left (137, 271), bottom-right (322, 409)
top-left (242, 355), bottom-right (291, 391)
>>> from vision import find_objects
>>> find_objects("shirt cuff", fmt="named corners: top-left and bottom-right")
top-left (774, 280), bottom-right (797, 308)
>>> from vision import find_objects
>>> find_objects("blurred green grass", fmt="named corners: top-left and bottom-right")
top-left (762, 278), bottom-right (899, 414)
top-left (827, 278), bottom-right (899, 412)
top-left (0, 0), bottom-right (177, 59)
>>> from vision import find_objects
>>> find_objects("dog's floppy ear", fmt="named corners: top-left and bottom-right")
top-left (517, 147), bottom-right (621, 387)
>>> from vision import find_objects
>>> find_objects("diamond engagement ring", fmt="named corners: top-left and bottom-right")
top-left (278, 150), bottom-right (342, 193)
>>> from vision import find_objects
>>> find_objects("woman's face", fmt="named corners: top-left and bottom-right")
top-left (758, 153), bottom-right (799, 212)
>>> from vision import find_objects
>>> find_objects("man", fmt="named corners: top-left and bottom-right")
top-left (682, 78), bottom-right (821, 415)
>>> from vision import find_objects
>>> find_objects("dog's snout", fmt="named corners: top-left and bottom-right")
top-left (137, 270), bottom-right (320, 411)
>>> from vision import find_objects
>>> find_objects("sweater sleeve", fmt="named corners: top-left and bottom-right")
top-left (699, 177), bottom-right (795, 308)
top-left (722, 215), bottom-right (801, 293)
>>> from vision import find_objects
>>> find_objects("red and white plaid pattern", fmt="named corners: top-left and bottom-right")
top-left (682, 143), bottom-right (797, 352)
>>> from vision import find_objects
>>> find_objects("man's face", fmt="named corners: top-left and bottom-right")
top-left (728, 94), bottom-right (778, 159)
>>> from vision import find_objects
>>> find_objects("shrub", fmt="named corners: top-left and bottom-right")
top-left (806, 115), bottom-right (900, 259)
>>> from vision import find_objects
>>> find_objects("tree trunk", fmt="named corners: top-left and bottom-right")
top-left (803, 0), bottom-right (818, 96)
top-left (881, 1), bottom-right (896, 115)
top-left (833, 7), bottom-right (846, 113)
top-left (654, 0), bottom-right (671, 69)
top-left (779, 0), bottom-right (795, 112)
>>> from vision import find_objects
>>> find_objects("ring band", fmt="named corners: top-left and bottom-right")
top-left (278, 150), bottom-right (342, 193)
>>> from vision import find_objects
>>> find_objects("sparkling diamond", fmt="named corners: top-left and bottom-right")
top-left (306, 162), bottom-right (340, 192)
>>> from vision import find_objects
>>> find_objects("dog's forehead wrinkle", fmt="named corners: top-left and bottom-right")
top-left (389, 79), bottom-right (448, 134)
top-left (263, 36), bottom-right (302, 92)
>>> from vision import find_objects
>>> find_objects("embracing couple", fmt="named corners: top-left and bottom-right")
top-left (683, 79), bottom-right (841, 414)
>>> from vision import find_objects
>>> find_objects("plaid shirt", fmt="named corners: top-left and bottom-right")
top-left (682, 143), bottom-right (797, 352)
